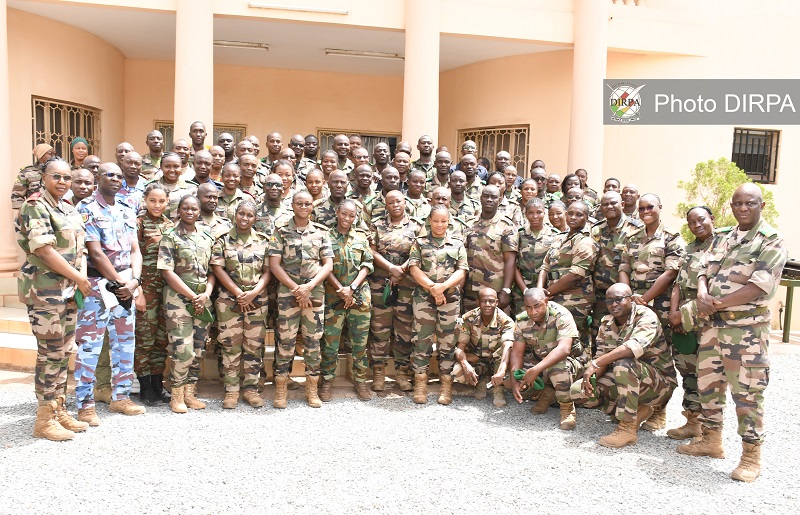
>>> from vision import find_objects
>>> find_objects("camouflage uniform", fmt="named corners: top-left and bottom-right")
top-left (590, 215), bottom-right (644, 340)
top-left (411, 160), bottom-right (434, 179)
top-left (452, 307), bottom-right (515, 383)
top-left (464, 180), bottom-right (483, 203)
top-left (157, 225), bottom-right (215, 388)
top-left (338, 158), bottom-right (355, 179)
top-left (311, 196), bottom-right (366, 230)
top-left (211, 228), bottom-right (270, 393)
top-left (322, 226), bottom-right (374, 382)
top-left (571, 304), bottom-right (677, 422)
top-left (405, 195), bottom-right (432, 221)
top-left (134, 212), bottom-right (174, 377)
top-left (512, 224), bottom-right (559, 313)
top-left (408, 235), bottom-right (469, 374)
top-left (253, 202), bottom-right (290, 329)
top-left (464, 212), bottom-right (518, 311)
top-left (268, 218), bottom-right (333, 376)
top-left (141, 153), bottom-right (162, 174)
top-left (296, 158), bottom-right (318, 181)
top-left (16, 191), bottom-right (85, 401)
top-left (363, 191), bottom-right (388, 228)
top-left (240, 182), bottom-right (264, 204)
top-left (424, 174), bottom-right (449, 197)
top-left (696, 220), bottom-right (786, 442)
top-left (540, 228), bottom-right (597, 348)
top-left (514, 302), bottom-right (584, 402)
top-left (150, 178), bottom-right (197, 222)
top-left (216, 189), bottom-right (253, 221)
top-left (418, 215), bottom-right (470, 242)
top-left (497, 197), bottom-right (524, 228)
top-left (74, 192), bottom-right (138, 408)
top-left (450, 196), bottom-right (481, 225)
top-left (368, 214), bottom-right (424, 371)
top-left (197, 213), bottom-right (233, 241)
top-left (11, 165), bottom-right (43, 209)
top-left (116, 178), bottom-right (145, 214)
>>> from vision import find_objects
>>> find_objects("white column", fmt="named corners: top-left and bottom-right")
top-left (0, 0), bottom-right (20, 273)
top-left (567, 0), bottom-right (609, 180)
top-left (401, 0), bottom-right (440, 151)
top-left (174, 0), bottom-right (214, 145)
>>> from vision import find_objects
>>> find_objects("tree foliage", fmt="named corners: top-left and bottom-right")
top-left (675, 158), bottom-right (778, 242)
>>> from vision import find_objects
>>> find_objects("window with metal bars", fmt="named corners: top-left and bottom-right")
top-left (32, 96), bottom-right (101, 163)
top-left (731, 128), bottom-right (780, 184)
top-left (317, 129), bottom-right (400, 160)
top-left (457, 125), bottom-right (530, 176)
top-left (154, 121), bottom-right (247, 150)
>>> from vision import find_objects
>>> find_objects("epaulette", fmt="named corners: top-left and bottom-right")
top-left (198, 225), bottom-right (213, 238)
top-left (311, 221), bottom-right (329, 232)
top-left (716, 226), bottom-right (734, 233)
top-left (452, 215), bottom-right (468, 228)
top-left (253, 230), bottom-right (269, 240)
top-left (499, 214), bottom-right (516, 225)
top-left (757, 223), bottom-right (778, 238)
top-left (591, 218), bottom-right (608, 228)
top-left (26, 192), bottom-right (43, 203)
top-left (516, 311), bottom-right (530, 322)
top-left (663, 225), bottom-right (681, 237)
top-left (163, 226), bottom-right (175, 235)
top-left (63, 197), bottom-right (74, 206)
top-left (312, 197), bottom-right (326, 207)
top-left (274, 217), bottom-right (290, 229)
top-left (409, 216), bottom-right (424, 225)
top-left (627, 217), bottom-right (645, 228)
top-left (363, 194), bottom-right (377, 205)
top-left (242, 190), bottom-right (256, 200)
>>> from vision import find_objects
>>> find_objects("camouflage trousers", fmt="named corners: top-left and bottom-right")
top-left (274, 284), bottom-right (323, 376)
top-left (552, 292), bottom-right (592, 350)
top-left (523, 356), bottom-right (585, 404)
top-left (134, 267), bottom-right (168, 376)
top-left (216, 290), bottom-right (268, 392)
top-left (74, 289), bottom-right (136, 409)
top-left (590, 289), bottom-right (609, 348)
top-left (410, 290), bottom-right (460, 374)
top-left (28, 300), bottom-right (78, 402)
top-left (674, 339), bottom-right (700, 412)
top-left (697, 321), bottom-right (770, 443)
top-left (571, 357), bottom-right (675, 423)
top-left (452, 354), bottom-right (500, 383)
top-left (164, 287), bottom-right (211, 387)
top-left (367, 277), bottom-right (413, 368)
top-left (321, 290), bottom-right (371, 382)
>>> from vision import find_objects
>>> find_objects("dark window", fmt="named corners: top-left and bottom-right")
top-left (32, 97), bottom-right (101, 163)
top-left (732, 128), bottom-right (780, 184)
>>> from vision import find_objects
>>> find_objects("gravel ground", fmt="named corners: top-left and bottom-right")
top-left (1, 349), bottom-right (799, 514)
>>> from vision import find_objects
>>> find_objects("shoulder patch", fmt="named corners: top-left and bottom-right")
top-left (26, 192), bottom-right (43, 203)
top-left (758, 223), bottom-right (778, 238)
top-left (716, 226), bottom-right (734, 233)
top-left (311, 221), bottom-right (329, 232)
top-left (516, 312), bottom-right (530, 322)
top-left (627, 217), bottom-right (644, 228)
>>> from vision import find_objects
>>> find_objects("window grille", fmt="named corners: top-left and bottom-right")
top-left (317, 129), bottom-right (400, 159)
top-left (731, 128), bottom-right (780, 184)
top-left (32, 96), bottom-right (101, 163)
top-left (457, 125), bottom-right (530, 176)
top-left (154, 121), bottom-right (247, 150)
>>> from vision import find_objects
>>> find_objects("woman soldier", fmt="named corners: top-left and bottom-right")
top-left (158, 195), bottom-right (216, 413)
top-left (513, 198), bottom-right (559, 313)
top-left (211, 200), bottom-right (271, 409)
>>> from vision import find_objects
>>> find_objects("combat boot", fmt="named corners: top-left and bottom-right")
top-left (642, 405), bottom-right (667, 431)
top-left (731, 442), bottom-right (762, 482)
top-left (170, 385), bottom-right (188, 414)
top-left (635, 405), bottom-right (654, 428)
top-left (55, 395), bottom-right (89, 433)
top-left (287, 376), bottom-right (301, 390)
top-left (222, 391), bottom-right (239, 409)
top-left (305, 375), bottom-right (322, 408)
top-left (273, 375), bottom-right (288, 409)
top-left (413, 372), bottom-right (428, 404)
top-left (184, 383), bottom-right (206, 410)
top-left (319, 378), bottom-right (334, 402)
top-left (493, 385), bottom-right (507, 408)
top-left (531, 385), bottom-right (556, 414)
top-left (676, 426), bottom-right (725, 459)
top-left (372, 364), bottom-right (386, 392)
top-left (474, 378), bottom-right (488, 400)
top-left (598, 419), bottom-right (639, 448)
top-left (33, 400), bottom-right (74, 441)
top-left (355, 382), bottom-right (372, 401)
top-left (137, 376), bottom-right (155, 405)
top-left (109, 398), bottom-right (146, 416)
top-left (243, 389), bottom-right (264, 408)
top-left (151, 374), bottom-right (171, 403)
top-left (395, 367), bottom-right (413, 392)
top-left (667, 410), bottom-right (702, 440)
top-left (77, 406), bottom-right (101, 426)
top-left (559, 401), bottom-right (577, 430)
top-left (93, 384), bottom-right (112, 404)
top-left (438, 374), bottom-right (453, 405)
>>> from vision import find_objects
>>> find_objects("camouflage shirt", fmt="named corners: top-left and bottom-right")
top-left (197, 213), bottom-right (233, 241)
top-left (458, 307), bottom-right (516, 359)
top-left (369, 214), bottom-right (424, 286)
top-left (11, 165), bottom-right (42, 209)
top-left (326, 226), bottom-right (374, 297)
top-left (80, 191), bottom-right (137, 272)
top-left (516, 224), bottom-right (560, 285)
top-left (216, 189), bottom-right (254, 221)
top-left (408, 234), bottom-right (469, 284)
top-left (311, 196), bottom-right (366, 230)
top-left (405, 195), bottom-right (431, 221)
top-left (514, 301), bottom-right (579, 363)
top-left (210, 228), bottom-right (270, 290)
top-left (137, 213), bottom-right (174, 269)
top-left (253, 202), bottom-right (289, 235)
top-left (424, 173), bottom-right (449, 197)
top-left (141, 153), bottom-right (162, 173)
top-left (675, 234), bottom-right (713, 301)
top-left (411, 159), bottom-right (434, 178)
top-left (591, 215), bottom-right (644, 292)
top-left (116, 178), bottom-right (145, 214)
top-left (148, 178), bottom-right (197, 222)
top-left (541, 227), bottom-right (597, 302)
top-left (239, 181), bottom-right (264, 204)
top-left (296, 158), bottom-right (318, 181)
top-left (157, 224), bottom-right (215, 287)
top-left (465, 179), bottom-right (484, 203)
top-left (465, 212), bottom-right (518, 293)
top-left (268, 218), bottom-right (333, 284)
top-left (497, 197), bottom-right (524, 228)
top-left (15, 191), bottom-right (86, 305)
top-left (450, 195), bottom-right (481, 224)
top-left (620, 222), bottom-right (685, 294)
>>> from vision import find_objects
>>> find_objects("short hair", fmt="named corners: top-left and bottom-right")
top-left (337, 199), bottom-right (358, 213)
top-left (143, 182), bottom-right (166, 197)
top-left (686, 205), bottom-right (713, 217)
top-left (525, 197), bottom-right (546, 211)
top-left (487, 171), bottom-right (505, 184)
top-left (177, 194), bottom-right (198, 210)
top-left (235, 200), bottom-right (257, 214)
top-left (549, 200), bottom-right (566, 211)
top-left (429, 204), bottom-right (450, 217)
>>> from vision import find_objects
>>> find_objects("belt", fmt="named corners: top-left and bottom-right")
top-left (630, 279), bottom-right (649, 291)
top-left (87, 267), bottom-right (104, 279)
top-left (712, 306), bottom-right (768, 321)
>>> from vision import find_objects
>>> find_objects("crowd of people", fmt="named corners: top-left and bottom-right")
top-left (12, 123), bottom-right (786, 484)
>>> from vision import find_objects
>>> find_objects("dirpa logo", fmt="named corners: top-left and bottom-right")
top-left (608, 83), bottom-right (645, 122)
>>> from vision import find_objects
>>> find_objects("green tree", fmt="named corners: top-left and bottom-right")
top-left (675, 158), bottom-right (778, 242)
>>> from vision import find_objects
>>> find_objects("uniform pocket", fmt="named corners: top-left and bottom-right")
top-left (739, 352), bottom-right (770, 392)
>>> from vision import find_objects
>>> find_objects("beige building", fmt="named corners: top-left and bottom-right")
top-left (0, 0), bottom-right (798, 360)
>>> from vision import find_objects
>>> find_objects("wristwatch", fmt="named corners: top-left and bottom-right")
top-left (349, 284), bottom-right (358, 291)
top-left (133, 276), bottom-right (141, 286)
top-left (501, 287), bottom-right (511, 295)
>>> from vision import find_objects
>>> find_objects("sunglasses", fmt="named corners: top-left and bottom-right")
top-left (265, 182), bottom-right (283, 188)
top-left (638, 204), bottom-right (657, 213)
top-left (605, 295), bottom-right (632, 305)
top-left (103, 172), bottom-right (124, 180)
top-left (46, 173), bottom-right (72, 183)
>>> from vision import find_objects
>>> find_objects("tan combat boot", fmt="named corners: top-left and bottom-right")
top-left (55, 395), bottom-right (89, 433)
top-left (531, 385), bottom-right (556, 414)
top-left (438, 374), bottom-right (453, 405)
top-left (730, 442), bottom-right (762, 482)
top-left (33, 400), bottom-right (74, 441)
top-left (243, 389), bottom-right (264, 408)
top-left (273, 375), bottom-right (288, 409)
top-left (77, 406), bottom-right (101, 427)
top-left (170, 385), bottom-right (188, 414)
top-left (667, 410), bottom-right (702, 440)
top-left (319, 378), bottom-right (334, 402)
top-left (395, 367), bottom-right (413, 392)
top-left (676, 426), bottom-right (725, 459)
top-left (413, 372), bottom-right (428, 404)
top-left (183, 383), bottom-right (206, 410)
top-left (474, 379), bottom-right (488, 400)
top-left (222, 390), bottom-right (239, 409)
top-left (598, 419), bottom-right (639, 448)
top-left (559, 401), bottom-right (577, 430)
top-left (372, 365), bottom-right (386, 392)
top-left (641, 405), bottom-right (667, 431)
top-left (109, 398), bottom-right (146, 416)
top-left (493, 385), bottom-right (507, 408)
top-left (636, 405), bottom-right (654, 428)
top-left (93, 384), bottom-right (112, 404)
top-left (305, 375), bottom-right (322, 408)
top-left (355, 382), bottom-right (372, 401)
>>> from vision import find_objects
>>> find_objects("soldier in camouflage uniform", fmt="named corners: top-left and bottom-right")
top-left (11, 144), bottom-right (55, 210)
top-left (363, 166), bottom-right (402, 228)
top-left (677, 184), bottom-right (786, 483)
top-left (368, 190), bottom-right (424, 392)
top-left (238, 154), bottom-right (264, 202)
top-left (464, 185), bottom-right (518, 312)
top-left (211, 201), bottom-right (271, 410)
top-left (16, 158), bottom-right (90, 440)
top-left (512, 198), bottom-right (558, 314)
top-left (619, 193), bottom-right (685, 430)
top-left (590, 191), bottom-right (644, 344)
top-left (150, 152), bottom-right (198, 221)
top-left (158, 195), bottom-right (216, 413)
top-left (572, 283), bottom-right (677, 448)
top-left (509, 289), bottom-right (584, 429)
top-left (407, 205), bottom-right (469, 405)
top-left (453, 288), bottom-right (515, 407)
top-left (312, 170), bottom-right (366, 229)
top-left (486, 173), bottom-right (524, 228)
top-left (424, 151), bottom-right (451, 197)
top-left (320, 200), bottom-right (374, 401)
top-left (411, 135), bottom-right (435, 178)
top-left (268, 191), bottom-right (333, 408)
top-left (621, 183), bottom-right (640, 220)
top-left (460, 155), bottom-right (484, 203)
top-left (196, 183), bottom-right (234, 239)
top-left (426, 187), bottom-right (470, 241)
top-left (405, 169), bottom-right (432, 220)
top-left (216, 163), bottom-right (253, 221)
top-left (448, 170), bottom-right (480, 224)
top-left (140, 130), bottom-right (164, 175)
top-left (134, 183), bottom-right (174, 405)
top-left (74, 163), bottom-right (145, 423)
